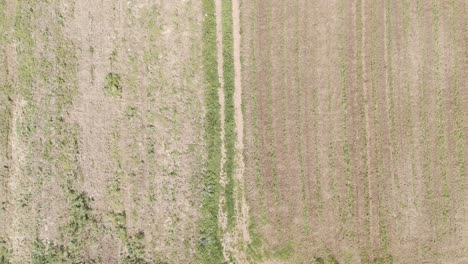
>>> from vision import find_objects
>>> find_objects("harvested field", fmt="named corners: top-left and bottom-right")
top-left (0, 0), bottom-right (466, 263)
top-left (241, 0), bottom-right (467, 263)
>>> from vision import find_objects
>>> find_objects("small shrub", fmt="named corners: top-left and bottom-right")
top-left (104, 72), bottom-right (122, 97)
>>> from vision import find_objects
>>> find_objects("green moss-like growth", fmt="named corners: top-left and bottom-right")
top-left (104, 72), bottom-right (123, 97)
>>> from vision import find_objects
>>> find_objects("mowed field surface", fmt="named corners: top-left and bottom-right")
top-left (0, 0), bottom-right (466, 264)
top-left (241, 0), bottom-right (467, 263)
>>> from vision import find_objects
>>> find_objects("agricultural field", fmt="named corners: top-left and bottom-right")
top-left (0, 0), bottom-right (466, 264)
top-left (241, 0), bottom-right (467, 263)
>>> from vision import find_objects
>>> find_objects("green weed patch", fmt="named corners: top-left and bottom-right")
top-left (104, 72), bottom-right (123, 97)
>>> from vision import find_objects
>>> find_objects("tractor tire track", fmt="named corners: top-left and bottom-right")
top-left (216, 0), bottom-right (249, 262)
top-left (232, 0), bottom-right (251, 260)
top-left (214, 0), bottom-right (230, 262)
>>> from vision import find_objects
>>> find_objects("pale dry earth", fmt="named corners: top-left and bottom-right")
top-left (1, 0), bottom-right (205, 263)
top-left (241, 0), bottom-right (467, 263)
top-left (0, 0), bottom-right (466, 264)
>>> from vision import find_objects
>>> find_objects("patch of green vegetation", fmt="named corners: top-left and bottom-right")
top-left (33, 209), bottom-right (98, 264)
top-left (63, 190), bottom-right (96, 261)
top-left (32, 238), bottom-right (98, 264)
top-left (0, 239), bottom-right (11, 264)
top-left (125, 106), bottom-right (139, 120)
top-left (123, 231), bottom-right (148, 264)
top-left (142, 6), bottom-right (161, 70)
top-left (13, 1), bottom-right (105, 262)
top-left (195, 0), bottom-right (223, 263)
top-left (111, 212), bottom-right (150, 263)
top-left (343, 252), bottom-right (355, 264)
top-left (311, 256), bottom-right (325, 264)
top-left (104, 72), bottom-right (123, 97)
top-left (109, 125), bottom-right (126, 210)
top-left (222, 0), bottom-right (236, 227)
top-left (14, 2), bottom-right (94, 261)
top-left (15, 0), bottom-right (36, 100)
top-left (113, 211), bottom-right (127, 240)
top-left (109, 114), bottom-right (155, 261)
top-left (245, 221), bottom-right (265, 262)
top-left (32, 239), bottom-right (70, 264)
top-left (66, 190), bottom-right (93, 235)
top-left (322, 255), bottom-right (340, 264)
top-left (0, 0), bottom-right (11, 179)
top-left (270, 243), bottom-right (294, 261)
top-left (0, 88), bottom-right (12, 156)
top-left (373, 255), bottom-right (393, 264)
top-left (311, 255), bottom-right (339, 264)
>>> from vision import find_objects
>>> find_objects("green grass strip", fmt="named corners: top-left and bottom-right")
top-left (196, 0), bottom-right (224, 263)
top-left (0, 6), bottom-right (13, 262)
top-left (222, 0), bottom-right (236, 228)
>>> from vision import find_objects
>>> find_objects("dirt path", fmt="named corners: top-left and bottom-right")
top-left (232, 0), bottom-right (250, 258)
top-left (215, 0), bottom-right (249, 262)
top-left (214, 0), bottom-right (229, 261)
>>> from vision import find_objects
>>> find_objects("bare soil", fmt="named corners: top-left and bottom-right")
top-left (1, 0), bottom-right (205, 263)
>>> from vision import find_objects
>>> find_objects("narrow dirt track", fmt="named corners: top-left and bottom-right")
top-left (215, 0), bottom-right (249, 262)
top-left (214, 0), bottom-right (230, 262)
top-left (215, 0), bottom-right (250, 263)
top-left (232, 0), bottom-right (251, 261)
